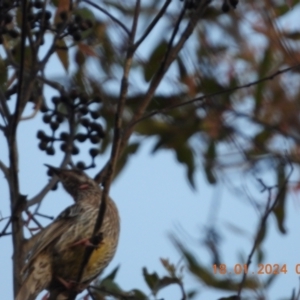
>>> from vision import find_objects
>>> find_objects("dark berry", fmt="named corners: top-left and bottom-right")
top-left (33, 0), bottom-right (43, 9)
top-left (51, 182), bottom-right (58, 190)
top-left (90, 134), bottom-right (100, 144)
top-left (68, 24), bottom-right (78, 34)
top-left (73, 32), bottom-right (81, 41)
top-left (74, 15), bottom-right (82, 24)
top-left (79, 106), bottom-right (89, 115)
top-left (38, 141), bottom-right (48, 151)
top-left (60, 143), bottom-right (67, 152)
top-left (44, 10), bottom-right (52, 20)
top-left (72, 145), bottom-right (79, 155)
top-left (86, 20), bottom-right (93, 28)
top-left (90, 110), bottom-right (100, 119)
top-left (93, 96), bottom-right (102, 103)
top-left (222, 1), bottom-right (230, 12)
top-left (229, 0), bottom-right (238, 8)
top-left (8, 30), bottom-right (19, 38)
top-left (75, 133), bottom-right (87, 142)
top-left (59, 11), bottom-right (68, 21)
top-left (27, 13), bottom-right (35, 22)
top-left (89, 148), bottom-right (99, 157)
top-left (70, 90), bottom-right (79, 100)
top-left (79, 21), bottom-right (90, 31)
top-left (43, 114), bottom-right (52, 123)
top-left (60, 132), bottom-right (69, 141)
top-left (79, 94), bottom-right (89, 104)
top-left (60, 94), bottom-right (70, 103)
top-left (80, 118), bottom-right (90, 127)
top-left (52, 96), bottom-right (60, 105)
top-left (76, 161), bottom-right (85, 169)
top-left (56, 114), bottom-right (64, 123)
top-left (4, 14), bottom-right (13, 24)
top-left (47, 168), bottom-right (54, 176)
top-left (50, 121), bottom-right (59, 131)
top-left (46, 146), bottom-right (55, 155)
top-left (40, 103), bottom-right (48, 112)
top-left (37, 130), bottom-right (45, 139)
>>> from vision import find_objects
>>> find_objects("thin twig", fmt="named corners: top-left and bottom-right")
top-left (67, 2), bottom-right (140, 299)
top-left (237, 161), bottom-right (293, 296)
top-left (0, 89), bottom-right (10, 122)
top-left (26, 153), bottom-right (71, 208)
top-left (0, 218), bottom-right (12, 238)
top-left (133, 0), bottom-right (172, 50)
top-left (82, 0), bottom-right (130, 36)
top-left (160, 2), bottom-right (187, 74)
top-left (119, 1), bottom-right (211, 153)
top-left (0, 160), bottom-right (9, 178)
top-left (94, 0), bottom-right (211, 184)
top-left (9, 0), bottom-right (29, 294)
top-left (37, 75), bottom-right (65, 93)
top-left (130, 63), bottom-right (300, 127)
top-left (89, 285), bottom-right (133, 300)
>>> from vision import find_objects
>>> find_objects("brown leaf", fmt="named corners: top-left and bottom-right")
top-left (78, 43), bottom-right (97, 57)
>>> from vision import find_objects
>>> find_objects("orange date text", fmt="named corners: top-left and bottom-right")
top-left (212, 264), bottom-right (288, 275)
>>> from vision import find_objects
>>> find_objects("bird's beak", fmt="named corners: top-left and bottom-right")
top-left (44, 164), bottom-right (63, 176)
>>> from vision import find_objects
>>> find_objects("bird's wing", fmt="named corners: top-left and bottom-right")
top-left (23, 204), bottom-right (84, 272)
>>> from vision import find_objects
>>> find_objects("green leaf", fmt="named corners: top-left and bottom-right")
top-left (263, 273), bottom-right (277, 288)
top-left (142, 266), bottom-right (181, 296)
top-left (174, 144), bottom-right (196, 188)
top-left (99, 278), bottom-right (122, 293)
top-left (256, 246), bottom-right (264, 264)
top-left (142, 267), bottom-right (159, 294)
top-left (187, 290), bottom-right (198, 299)
top-left (284, 31), bottom-right (300, 40)
top-left (144, 41), bottom-right (168, 82)
top-left (55, 39), bottom-right (69, 73)
top-left (254, 48), bottom-right (273, 113)
top-left (0, 57), bottom-right (7, 88)
top-left (177, 55), bottom-right (188, 81)
top-left (74, 7), bottom-right (95, 21)
top-left (204, 140), bottom-right (217, 184)
top-left (160, 258), bottom-right (176, 277)
top-left (101, 265), bottom-right (119, 281)
top-left (130, 289), bottom-right (148, 300)
top-left (272, 162), bottom-right (287, 234)
top-left (173, 239), bottom-right (259, 291)
top-left (256, 223), bottom-right (267, 247)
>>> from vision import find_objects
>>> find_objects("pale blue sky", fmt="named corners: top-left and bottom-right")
top-left (1, 1), bottom-right (300, 299)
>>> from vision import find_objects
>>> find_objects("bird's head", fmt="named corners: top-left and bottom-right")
top-left (45, 164), bottom-right (100, 200)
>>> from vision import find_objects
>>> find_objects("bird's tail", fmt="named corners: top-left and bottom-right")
top-left (15, 274), bottom-right (38, 300)
top-left (15, 254), bottom-right (51, 300)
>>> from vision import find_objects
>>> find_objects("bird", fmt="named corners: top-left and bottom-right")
top-left (16, 165), bottom-right (120, 300)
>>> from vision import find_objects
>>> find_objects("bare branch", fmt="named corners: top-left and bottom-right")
top-left (68, 1), bottom-right (140, 299)
top-left (134, 0), bottom-right (172, 50)
top-left (26, 139), bottom-right (73, 208)
top-left (26, 177), bottom-right (58, 208)
top-left (0, 160), bottom-right (9, 178)
top-left (0, 89), bottom-right (10, 123)
top-left (37, 75), bottom-right (65, 94)
top-left (82, 0), bottom-right (130, 36)
top-left (131, 63), bottom-right (300, 127)
top-left (237, 161), bottom-right (293, 296)
top-left (120, 1), bottom-right (211, 153)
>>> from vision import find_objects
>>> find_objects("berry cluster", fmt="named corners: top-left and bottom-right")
top-left (222, 0), bottom-right (239, 12)
top-left (57, 11), bottom-right (94, 42)
top-left (37, 91), bottom-right (105, 172)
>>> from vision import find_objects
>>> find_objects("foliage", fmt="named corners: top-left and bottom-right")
top-left (1, 0), bottom-right (300, 299)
